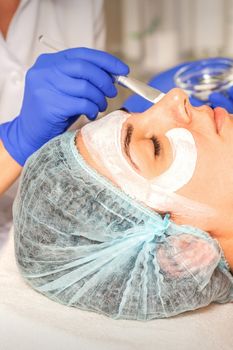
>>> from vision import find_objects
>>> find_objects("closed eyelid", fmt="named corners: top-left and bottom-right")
top-left (123, 123), bottom-right (165, 174)
top-left (124, 124), bottom-right (133, 159)
top-left (151, 135), bottom-right (161, 156)
top-left (123, 124), bottom-right (140, 171)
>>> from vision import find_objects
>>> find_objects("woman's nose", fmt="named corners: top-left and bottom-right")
top-left (162, 88), bottom-right (192, 125)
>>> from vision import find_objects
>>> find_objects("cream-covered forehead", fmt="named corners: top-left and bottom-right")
top-left (81, 111), bottom-right (128, 165)
top-left (81, 110), bottom-right (210, 216)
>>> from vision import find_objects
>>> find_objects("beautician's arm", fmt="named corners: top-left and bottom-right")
top-left (0, 49), bottom-right (129, 195)
top-left (0, 49), bottom-right (129, 167)
top-left (0, 140), bottom-right (22, 195)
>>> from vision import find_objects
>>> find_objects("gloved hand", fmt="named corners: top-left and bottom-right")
top-left (0, 48), bottom-right (129, 166)
top-left (123, 58), bottom-right (233, 113)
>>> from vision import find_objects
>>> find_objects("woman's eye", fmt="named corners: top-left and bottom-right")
top-left (151, 136), bottom-right (161, 156)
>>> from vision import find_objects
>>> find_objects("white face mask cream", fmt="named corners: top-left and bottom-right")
top-left (81, 110), bottom-right (214, 217)
top-left (155, 127), bottom-right (197, 192)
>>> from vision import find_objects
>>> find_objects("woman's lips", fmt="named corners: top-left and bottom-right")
top-left (213, 107), bottom-right (228, 134)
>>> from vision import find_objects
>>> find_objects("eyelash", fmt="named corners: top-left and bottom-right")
top-left (151, 136), bottom-right (161, 156)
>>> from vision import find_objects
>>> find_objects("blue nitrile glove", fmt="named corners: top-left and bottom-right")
top-left (0, 48), bottom-right (129, 166)
top-left (208, 87), bottom-right (233, 113)
top-left (123, 58), bottom-right (233, 113)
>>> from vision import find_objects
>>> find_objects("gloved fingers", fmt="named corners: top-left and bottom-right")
top-left (47, 70), bottom-right (108, 112)
top-left (72, 79), bottom-right (108, 112)
top-left (66, 115), bottom-right (80, 128)
top-left (63, 47), bottom-right (129, 76)
top-left (227, 86), bottom-right (233, 99)
top-left (209, 92), bottom-right (233, 113)
top-left (67, 97), bottom-right (99, 120)
top-left (53, 58), bottom-right (118, 98)
top-left (48, 91), bottom-right (100, 120)
top-left (34, 53), bottom-right (57, 68)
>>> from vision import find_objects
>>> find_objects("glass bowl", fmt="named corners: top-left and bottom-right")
top-left (174, 58), bottom-right (233, 101)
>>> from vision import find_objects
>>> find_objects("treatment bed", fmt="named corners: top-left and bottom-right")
top-left (0, 229), bottom-right (233, 350)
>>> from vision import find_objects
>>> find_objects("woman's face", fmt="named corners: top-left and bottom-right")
top-left (78, 88), bottom-right (233, 238)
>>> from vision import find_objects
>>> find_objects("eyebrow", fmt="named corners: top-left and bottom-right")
top-left (123, 124), bottom-right (140, 170)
